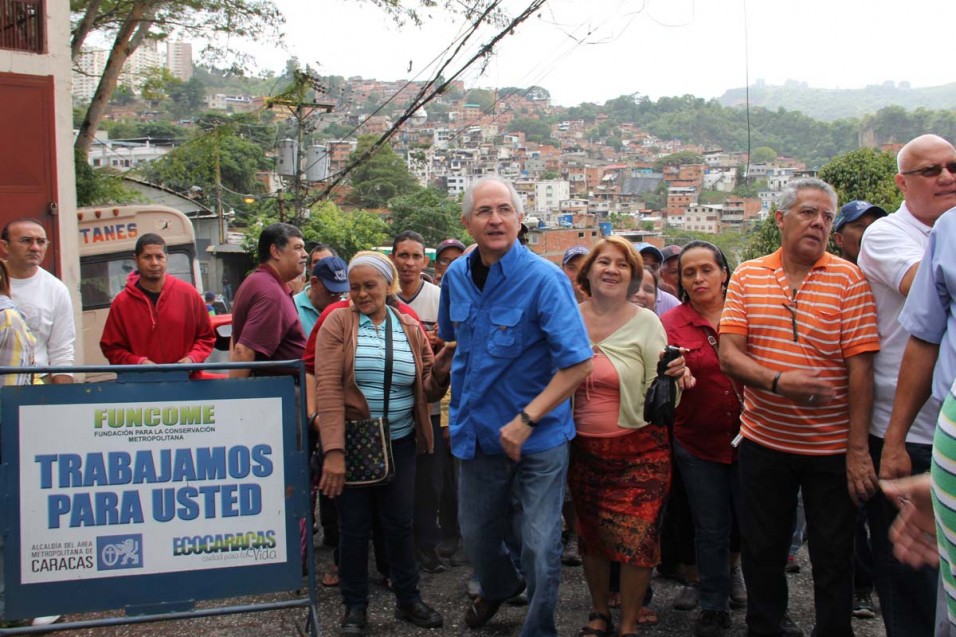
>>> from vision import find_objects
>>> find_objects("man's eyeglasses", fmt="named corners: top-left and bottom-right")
top-left (16, 237), bottom-right (47, 247)
top-left (900, 162), bottom-right (956, 178)
top-left (788, 206), bottom-right (835, 225)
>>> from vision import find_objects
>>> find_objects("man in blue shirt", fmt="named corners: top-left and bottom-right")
top-left (889, 206), bottom-right (956, 449)
top-left (438, 175), bottom-right (592, 637)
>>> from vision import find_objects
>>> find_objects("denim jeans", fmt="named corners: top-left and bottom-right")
top-left (414, 414), bottom-right (445, 550)
top-left (738, 439), bottom-right (855, 637)
top-left (337, 434), bottom-right (420, 608)
top-left (458, 442), bottom-right (568, 637)
top-left (866, 435), bottom-right (937, 637)
top-left (674, 440), bottom-right (741, 611)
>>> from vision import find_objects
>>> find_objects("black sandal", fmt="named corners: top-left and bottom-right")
top-left (578, 611), bottom-right (613, 637)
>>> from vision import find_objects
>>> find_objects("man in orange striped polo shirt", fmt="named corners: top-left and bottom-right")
top-left (718, 178), bottom-right (881, 637)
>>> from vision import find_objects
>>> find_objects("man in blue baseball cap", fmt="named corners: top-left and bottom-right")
top-left (833, 201), bottom-right (887, 264)
top-left (294, 255), bottom-right (349, 337)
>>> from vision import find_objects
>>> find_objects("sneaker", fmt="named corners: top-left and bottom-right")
top-left (395, 599), bottom-right (443, 628)
top-left (695, 609), bottom-right (731, 637)
top-left (785, 555), bottom-right (800, 574)
top-left (416, 546), bottom-right (447, 574)
top-left (673, 582), bottom-right (700, 611)
top-left (852, 591), bottom-right (876, 619)
top-left (561, 534), bottom-right (583, 566)
top-left (729, 565), bottom-right (747, 609)
top-left (31, 616), bottom-right (60, 626)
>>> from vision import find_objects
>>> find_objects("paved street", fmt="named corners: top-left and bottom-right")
top-left (63, 541), bottom-right (888, 637)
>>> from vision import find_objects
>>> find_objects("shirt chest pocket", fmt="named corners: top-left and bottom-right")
top-left (803, 306), bottom-right (842, 357)
top-left (487, 308), bottom-right (524, 358)
top-left (450, 302), bottom-right (474, 349)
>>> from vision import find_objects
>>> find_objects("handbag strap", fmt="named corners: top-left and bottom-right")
top-left (382, 307), bottom-right (393, 418)
top-left (706, 334), bottom-right (744, 406)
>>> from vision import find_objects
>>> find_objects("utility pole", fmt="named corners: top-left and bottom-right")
top-left (267, 70), bottom-right (334, 225)
top-left (214, 128), bottom-right (224, 243)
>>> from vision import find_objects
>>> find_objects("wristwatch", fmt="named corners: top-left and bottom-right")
top-left (519, 409), bottom-right (537, 428)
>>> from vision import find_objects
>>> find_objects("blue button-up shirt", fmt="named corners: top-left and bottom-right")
top-left (900, 208), bottom-right (956, 402)
top-left (438, 241), bottom-right (592, 459)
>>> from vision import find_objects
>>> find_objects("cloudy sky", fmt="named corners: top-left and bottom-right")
top-left (245, 0), bottom-right (954, 107)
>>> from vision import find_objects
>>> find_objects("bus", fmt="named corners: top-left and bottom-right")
top-left (77, 205), bottom-right (229, 379)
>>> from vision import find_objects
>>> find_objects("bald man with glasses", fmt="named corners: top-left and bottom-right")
top-left (857, 133), bottom-right (956, 636)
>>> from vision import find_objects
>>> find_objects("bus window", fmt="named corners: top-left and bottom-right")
top-left (79, 251), bottom-right (194, 310)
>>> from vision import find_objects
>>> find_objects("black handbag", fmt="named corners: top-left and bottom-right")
top-left (344, 309), bottom-right (396, 487)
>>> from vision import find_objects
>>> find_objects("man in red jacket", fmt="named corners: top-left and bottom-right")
top-left (100, 233), bottom-right (215, 366)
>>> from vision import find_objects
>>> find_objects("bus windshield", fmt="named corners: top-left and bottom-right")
top-left (79, 250), bottom-right (194, 309)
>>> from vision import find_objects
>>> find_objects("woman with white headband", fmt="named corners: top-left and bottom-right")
top-left (314, 250), bottom-right (454, 636)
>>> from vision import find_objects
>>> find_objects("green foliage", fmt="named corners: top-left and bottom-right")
top-left (387, 188), bottom-right (464, 246)
top-left (167, 76), bottom-right (206, 119)
top-left (347, 135), bottom-right (421, 209)
top-left (817, 148), bottom-right (902, 209)
top-left (742, 213), bottom-right (781, 261)
top-left (750, 146), bottom-right (777, 164)
top-left (137, 129), bottom-right (265, 207)
top-left (653, 151), bottom-right (703, 171)
top-left (464, 89), bottom-right (495, 112)
top-left (698, 190), bottom-right (725, 205)
top-left (665, 229), bottom-right (747, 272)
top-left (643, 181), bottom-right (669, 211)
top-left (306, 202), bottom-right (389, 261)
top-left (733, 178), bottom-right (765, 198)
top-left (565, 103), bottom-right (600, 121)
top-left (509, 117), bottom-right (554, 144)
top-left (111, 84), bottom-right (136, 105)
top-left (74, 148), bottom-right (140, 206)
top-left (719, 81), bottom-right (956, 122)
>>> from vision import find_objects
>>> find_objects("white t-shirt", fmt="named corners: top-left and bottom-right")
top-left (400, 280), bottom-right (441, 416)
top-left (10, 268), bottom-right (75, 372)
top-left (858, 202), bottom-right (941, 444)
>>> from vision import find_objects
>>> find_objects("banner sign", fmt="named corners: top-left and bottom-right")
top-left (1, 376), bottom-right (306, 619)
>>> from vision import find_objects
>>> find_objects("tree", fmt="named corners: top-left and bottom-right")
top-left (72, 0), bottom-right (285, 156)
top-left (74, 148), bottom-right (140, 206)
top-left (817, 148), bottom-right (901, 211)
top-left (388, 188), bottom-right (463, 246)
top-left (306, 202), bottom-right (389, 261)
top-left (138, 127), bottom-right (265, 208)
top-left (750, 146), bottom-right (777, 164)
top-left (742, 213), bottom-right (781, 261)
top-left (464, 88), bottom-right (495, 112)
top-left (346, 135), bottom-right (420, 209)
top-left (167, 76), bottom-right (206, 119)
top-left (653, 151), bottom-right (703, 171)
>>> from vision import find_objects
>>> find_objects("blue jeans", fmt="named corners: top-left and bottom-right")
top-left (738, 439), bottom-right (855, 637)
top-left (674, 439), bottom-right (741, 611)
top-left (866, 435), bottom-right (937, 637)
top-left (337, 434), bottom-right (420, 608)
top-left (458, 443), bottom-right (568, 637)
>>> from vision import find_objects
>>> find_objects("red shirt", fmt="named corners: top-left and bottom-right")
top-left (303, 299), bottom-right (421, 375)
top-left (662, 302), bottom-right (741, 464)
top-left (231, 264), bottom-right (306, 370)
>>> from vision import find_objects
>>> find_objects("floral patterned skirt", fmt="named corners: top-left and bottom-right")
top-left (568, 425), bottom-right (671, 568)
